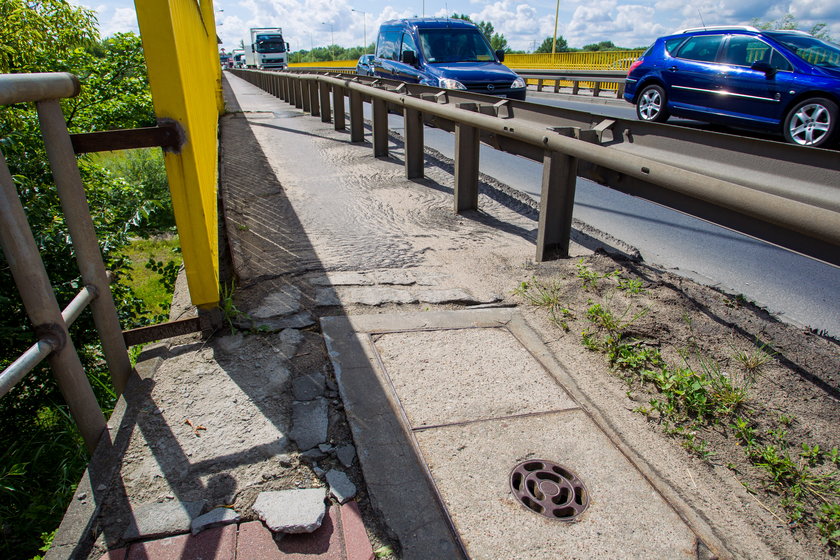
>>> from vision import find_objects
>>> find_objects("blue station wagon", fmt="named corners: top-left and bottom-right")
top-left (624, 26), bottom-right (840, 147)
top-left (372, 18), bottom-right (527, 100)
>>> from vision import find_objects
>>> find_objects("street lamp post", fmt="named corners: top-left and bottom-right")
top-left (321, 22), bottom-right (334, 60)
top-left (351, 8), bottom-right (367, 53)
top-left (552, 0), bottom-right (560, 55)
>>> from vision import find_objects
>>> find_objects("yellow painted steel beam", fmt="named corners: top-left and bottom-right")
top-left (134, 0), bottom-right (222, 308)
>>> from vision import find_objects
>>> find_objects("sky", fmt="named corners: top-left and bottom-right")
top-left (80, 0), bottom-right (840, 53)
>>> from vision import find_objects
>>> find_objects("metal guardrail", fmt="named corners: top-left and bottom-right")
top-left (0, 73), bottom-right (133, 452)
top-left (513, 69), bottom-right (628, 97)
top-left (231, 69), bottom-right (840, 269)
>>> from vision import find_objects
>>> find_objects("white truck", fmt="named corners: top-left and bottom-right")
top-left (244, 28), bottom-right (289, 70)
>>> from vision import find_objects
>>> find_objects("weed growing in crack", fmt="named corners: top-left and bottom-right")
top-left (732, 341), bottom-right (776, 377)
top-left (514, 278), bottom-right (574, 331)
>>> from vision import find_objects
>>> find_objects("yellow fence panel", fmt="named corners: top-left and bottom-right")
top-left (291, 60), bottom-right (357, 68)
top-left (505, 51), bottom-right (644, 70)
top-left (135, 0), bottom-right (222, 309)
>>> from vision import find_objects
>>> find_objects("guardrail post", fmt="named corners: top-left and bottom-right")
top-left (572, 81), bottom-right (580, 95)
top-left (536, 79), bottom-right (544, 92)
top-left (272, 74), bottom-right (281, 97)
top-left (319, 82), bottom-right (331, 123)
top-left (295, 79), bottom-right (304, 109)
top-left (350, 90), bottom-right (364, 142)
top-left (593, 82), bottom-right (602, 97)
top-left (536, 148), bottom-right (579, 261)
top-left (333, 85), bottom-right (346, 131)
top-left (308, 79), bottom-right (320, 117)
top-left (553, 80), bottom-right (561, 94)
top-left (404, 107), bottom-right (424, 179)
top-left (372, 98), bottom-right (388, 157)
top-left (454, 124), bottom-right (480, 212)
top-left (37, 99), bottom-right (133, 394)
top-left (0, 150), bottom-right (106, 453)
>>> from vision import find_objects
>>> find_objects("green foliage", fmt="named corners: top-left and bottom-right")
top-left (0, 4), bottom-right (168, 558)
top-left (513, 278), bottom-right (573, 330)
top-left (450, 13), bottom-right (510, 52)
top-left (752, 12), bottom-right (833, 41)
top-left (535, 36), bottom-right (570, 53)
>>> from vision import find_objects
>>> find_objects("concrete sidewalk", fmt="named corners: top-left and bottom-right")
top-left (216, 72), bottom-right (725, 559)
top-left (50, 71), bottom-right (729, 560)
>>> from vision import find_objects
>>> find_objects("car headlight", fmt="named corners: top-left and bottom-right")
top-left (511, 77), bottom-right (526, 89)
top-left (438, 78), bottom-right (467, 90)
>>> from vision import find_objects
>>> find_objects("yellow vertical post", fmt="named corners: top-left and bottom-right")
top-left (134, 0), bottom-right (222, 309)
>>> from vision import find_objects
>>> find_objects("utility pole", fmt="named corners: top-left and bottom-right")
top-left (352, 8), bottom-right (367, 53)
top-left (552, 0), bottom-right (560, 55)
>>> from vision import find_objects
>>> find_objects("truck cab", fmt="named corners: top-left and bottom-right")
top-left (372, 18), bottom-right (526, 100)
top-left (246, 28), bottom-right (290, 70)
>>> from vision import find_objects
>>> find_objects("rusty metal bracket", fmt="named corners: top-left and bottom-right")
top-left (70, 119), bottom-right (185, 154)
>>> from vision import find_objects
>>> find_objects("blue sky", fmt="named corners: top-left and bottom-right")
top-left (80, 1), bottom-right (840, 53)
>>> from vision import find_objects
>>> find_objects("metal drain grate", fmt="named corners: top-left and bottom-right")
top-left (509, 460), bottom-right (590, 521)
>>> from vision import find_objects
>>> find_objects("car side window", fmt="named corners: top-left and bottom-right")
top-left (376, 29), bottom-right (401, 60)
top-left (400, 32), bottom-right (418, 59)
top-left (664, 38), bottom-right (684, 55)
top-left (722, 35), bottom-right (794, 72)
top-left (675, 35), bottom-right (724, 62)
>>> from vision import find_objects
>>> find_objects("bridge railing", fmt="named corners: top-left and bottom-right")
top-left (231, 69), bottom-right (840, 269)
top-left (0, 73), bottom-right (132, 452)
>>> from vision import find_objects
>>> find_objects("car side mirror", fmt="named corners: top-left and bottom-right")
top-left (401, 50), bottom-right (417, 66)
top-left (751, 61), bottom-right (776, 78)
top-left (495, 49), bottom-right (505, 62)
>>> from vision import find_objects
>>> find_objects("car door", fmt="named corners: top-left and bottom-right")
top-left (392, 31), bottom-right (423, 83)
top-left (665, 34), bottom-right (726, 116)
top-left (373, 28), bottom-right (401, 79)
top-left (715, 34), bottom-right (795, 126)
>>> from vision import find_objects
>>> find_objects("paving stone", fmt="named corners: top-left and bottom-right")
top-left (236, 311), bottom-right (316, 331)
top-left (190, 507), bottom-right (240, 535)
top-left (251, 286), bottom-right (303, 318)
top-left (314, 288), bottom-right (341, 307)
top-left (278, 505), bottom-right (342, 558)
top-left (97, 550), bottom-right (127, 560)
top-left (125, 524), bottom-right (236, 559)
top-left (336, 444), bottom-right (356, 468)
top-left (415, 288), bottom-right (479, 304)
top-left (276, 328), bottom-right (305, 359)
top-left (235, 521), bottom-right (286, 559)
top-left (290, 398), bottom-right (329, 450)
top-left (122, 500), bottom-right (205, 541)
top-left (310, 272), bottom-right (374, 286)
top-left (326, 470), bottom-right (357, 504)
top-left (292, 370), bottom-right (326, 401)
top-left (367, 270), bottom-right (416, 285)
top-left (252, 488), bottom-right (327, 534)
top-left (340, 502), bottom-right (375, 560)
top-left (338, 287), bottom-right (416, 306)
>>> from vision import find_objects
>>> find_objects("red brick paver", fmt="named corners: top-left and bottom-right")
top-left (99, 502), bottom-right (373, 560)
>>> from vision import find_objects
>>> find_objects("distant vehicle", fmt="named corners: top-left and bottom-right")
top-left (355, 54), bottom-right (375, 76)
top-left (232, 49), bottom-right (246, 69)
top-left (219, 53), bottom-right (233, 69)
top-left (624, 26), bottom-right (840, 147)
top-left (371, 18), bottom-right (526, 100)
top-left (245, 28), bottom-right (290, 70)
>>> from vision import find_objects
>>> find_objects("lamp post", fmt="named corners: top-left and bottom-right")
top-left (352, 8), bottom-right (367, 53)
top-left (552, 0), bottom-right (560, 55)
top-left (321, 22), bottom-right (334, 60)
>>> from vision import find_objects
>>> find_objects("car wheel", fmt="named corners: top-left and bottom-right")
top-left (636, 84), bottom-right (670, 123)
top-left (783, 97), bottom-right (838, 147)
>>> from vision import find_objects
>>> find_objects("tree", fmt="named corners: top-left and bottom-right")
top-left (752, 13), bottom-right (832, 40)
top-left (450, 13), bottom-right (511, 52)
top-left (0, 3), bottom-right (164, 557)
top-left (582, 40), bottom-right (619, 51)
top-left (535, 36), bottom-right (570, 53)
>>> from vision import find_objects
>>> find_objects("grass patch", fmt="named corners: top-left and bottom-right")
top-left (120, 235), bottom-right (181, 320)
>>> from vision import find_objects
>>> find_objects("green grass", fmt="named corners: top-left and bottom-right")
top-left (121, 235), bottom-right (181, 319)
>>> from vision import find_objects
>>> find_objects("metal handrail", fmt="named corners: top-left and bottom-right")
top-left (0, 72), bottom-right (132, 452)
top-left (232, 69), bottom-right (840, 268)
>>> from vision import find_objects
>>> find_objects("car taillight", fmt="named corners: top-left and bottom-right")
top-left (627, 59), bottom-right (644, 75)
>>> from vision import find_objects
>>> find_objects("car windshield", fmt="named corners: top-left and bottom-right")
top-left (418, 28), bottom-right (495, 63)
top-left (766, 32), bottom-right (840, 68)
top-left (255, 36), bottom-right (285, 53)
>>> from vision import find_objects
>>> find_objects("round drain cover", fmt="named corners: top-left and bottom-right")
top-left (509, 460), bottom-right (590, 521)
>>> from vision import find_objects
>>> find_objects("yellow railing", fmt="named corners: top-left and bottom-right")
top-left (291, 60), bottom-right (357, 68)
top-left (505, 51), bottom-right (644, 70)
top-left (135, 0), bottom-right (223, 309)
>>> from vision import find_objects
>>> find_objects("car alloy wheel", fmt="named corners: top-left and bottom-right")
top-left (636, 84), bottom-right (669, 123)
top-left (784, 98), bottom-right (838, 147)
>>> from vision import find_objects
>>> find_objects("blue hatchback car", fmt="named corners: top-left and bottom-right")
top-left (372, 18), bottom-right (527, 100)
top-left (624, 26), bottom-right (840, 147)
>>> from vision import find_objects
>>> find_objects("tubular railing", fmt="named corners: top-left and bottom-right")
top-left (0, 73), bottom-right (132, 452)
top-left (232, 69), bottom-right (840, 269)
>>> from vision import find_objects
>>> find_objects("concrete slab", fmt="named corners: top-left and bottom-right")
top-left (321, 309), bottom-right (716, 560)
top-left (414, 410), bottom-right (698, 559)
top-left (372, 327), bottom-right (579, 428)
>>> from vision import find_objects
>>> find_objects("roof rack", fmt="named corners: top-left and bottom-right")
top-left (676, 25), bottom-right (760, 34)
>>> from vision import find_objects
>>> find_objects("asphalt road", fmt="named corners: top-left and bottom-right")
top-left (369, 90), bottom-right (840, 338)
